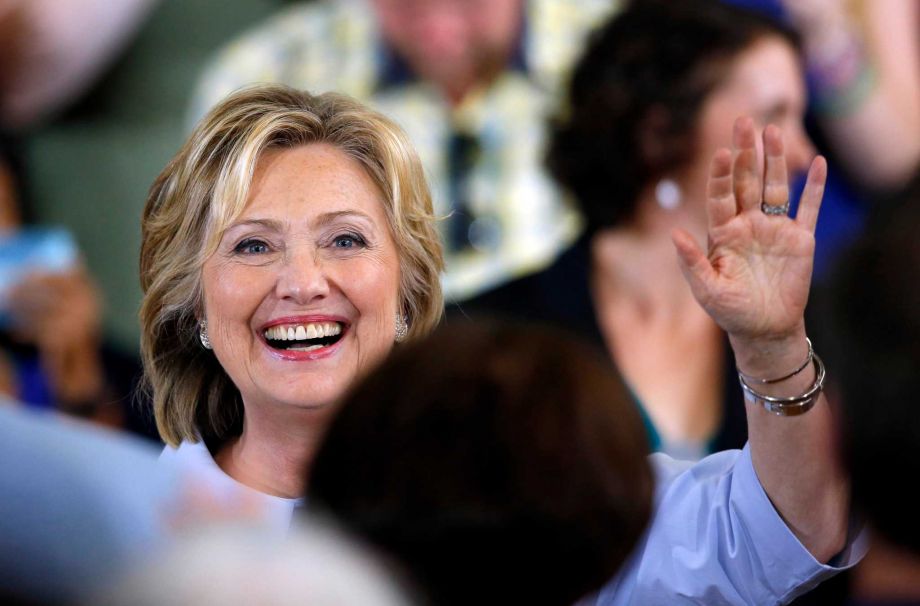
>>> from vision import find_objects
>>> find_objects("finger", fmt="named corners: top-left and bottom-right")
top-left (671, 228), bottom-right (717, 304)
top-left (707, 148), bottom-right (736, 229)
top-left (732, 117), bottom-right (762, 212)
top-left (795, 155), bottom-right (827, 233)
top-left (762, 124), bottom-right (789, 208)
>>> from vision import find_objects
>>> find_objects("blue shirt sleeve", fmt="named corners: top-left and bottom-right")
top-left (596, 444), bottom-right (868, 605)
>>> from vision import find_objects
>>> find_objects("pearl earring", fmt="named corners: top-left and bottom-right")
top-left (199, 320), bottom-right (212, 350)
top-left (655, 178), bottom-right (682, 210)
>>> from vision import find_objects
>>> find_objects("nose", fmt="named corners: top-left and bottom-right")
top-left (785, 126), bottom-right (816, 176)
top-left (274, 245), bottom-right (330, 304)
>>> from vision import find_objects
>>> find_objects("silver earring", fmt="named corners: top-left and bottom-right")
top-left (655, 178), bottom-right (682, 210)
top-left (199, 320), bottom-right (212, 350)
top-left (394, 313), bottom-right (408, 343)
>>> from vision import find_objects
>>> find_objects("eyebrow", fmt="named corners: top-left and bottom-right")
top-left (313, 210), bottom-right (376, 229)
top-left (224, 218), bottom-right (285, 232)
top-left (225, 211), bottom-right (376, 233)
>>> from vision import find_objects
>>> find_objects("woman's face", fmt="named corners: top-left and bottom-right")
top-left (201, 143), bottom-right (401, 414)
top-left (692, 35), bottom-right (814, 188)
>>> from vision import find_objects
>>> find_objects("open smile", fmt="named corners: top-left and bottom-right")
top-left (262, 320), bottom-right (346, 353)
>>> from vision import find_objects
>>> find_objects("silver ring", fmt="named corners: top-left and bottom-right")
top-left (761, 201), bottom-right (789, 216)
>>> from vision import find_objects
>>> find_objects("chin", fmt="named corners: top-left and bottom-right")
top-left (244, 376), bottom-right (353, 416)
top-left (278, 389), bottom-right (346, 413)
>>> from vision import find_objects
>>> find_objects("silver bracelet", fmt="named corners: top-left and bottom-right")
top-left (738, 351), bottom-right (826, 417)
top-left (738, 338), bottom-right (814, 385)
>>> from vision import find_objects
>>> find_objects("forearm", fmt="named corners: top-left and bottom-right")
top-left (731, 327), bottom-right (849, 562)
top-left (818, 65), bottom-right (920, 189)
top-left (799, 0), bottom-right (920, 189)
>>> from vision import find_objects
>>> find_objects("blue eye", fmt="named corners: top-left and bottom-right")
top-left (234, 238), bottom-right (270, 254)
top-left (333, 233), bottom-right (366, 249)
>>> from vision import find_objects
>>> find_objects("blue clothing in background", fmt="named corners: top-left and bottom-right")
top-left (0, 405), bottom-right (179, 603)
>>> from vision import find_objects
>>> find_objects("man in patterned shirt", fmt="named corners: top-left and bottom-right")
top-left (189, 0), bottom-right (617, 300)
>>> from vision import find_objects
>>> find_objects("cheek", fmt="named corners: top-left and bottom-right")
top-left (349, 259), bottom-right (401, 334)
top-left (202, 264), bottom-right (266, 330)
top-left (696, 103), bottom-right (736, 161)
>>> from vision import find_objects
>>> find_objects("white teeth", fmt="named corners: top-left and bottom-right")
top-left (264, 322), bottom-right (343, 342)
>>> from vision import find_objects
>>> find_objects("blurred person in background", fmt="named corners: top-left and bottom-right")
top-left (0, 0), bottom-right (166, 437)
top-left (794, 0), bottom-right (920, 290)
top-left (777, 0), bottom-right (920, 190)
top-left (462, 0), bottom-right (811, 459)
top-left (189, 0), bottom-right (618, 301)
top-left (820, 174), bottom-right (920, 606)
top-left (727, 0), bottom-right (920, 277)
top-left (0, 134), bottom-right (149, 433)
top-left (98, 520), bottom-right (415, 606)
top-left (144, 82), bottom-right (861, 604)
top-left (0, 404), bottom-right (180, 604)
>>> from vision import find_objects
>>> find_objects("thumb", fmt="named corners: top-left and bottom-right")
top-left (671, 228), bottom-right (716, 302)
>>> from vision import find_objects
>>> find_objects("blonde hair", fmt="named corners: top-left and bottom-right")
top-left (140, 85), bottom-right (444, 446)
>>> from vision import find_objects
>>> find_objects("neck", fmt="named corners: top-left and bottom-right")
top-left (438, 61), bottom-right (505, 107)
top-left (215, 404), bottom-right (332, 498)
top-left (592, 188), bottom-right (707, 311)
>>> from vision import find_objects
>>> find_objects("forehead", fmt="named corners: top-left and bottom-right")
top-left (718, 36), bottom-right (803, 103)
top-left (239, 143), bottom-right (387, 222)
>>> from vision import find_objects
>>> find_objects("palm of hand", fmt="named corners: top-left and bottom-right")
top-left (673, 118), bottom-right (826, 342)
top-left (704, 210), bottom-right (815, 338)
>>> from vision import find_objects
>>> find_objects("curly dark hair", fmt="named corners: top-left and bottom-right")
top-left (548, 0), bottom-right (798, 233)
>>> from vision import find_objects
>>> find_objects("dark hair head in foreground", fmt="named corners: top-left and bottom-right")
top-left (825, 174), bottom-right (920, 553)
top-left (307, 321), bottom-right (654, 605)
top-left (548, 0), bottom-right (798, 233)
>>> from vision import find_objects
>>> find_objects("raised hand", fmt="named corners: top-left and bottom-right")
top-left (671, 117), bottom-right (826, 343)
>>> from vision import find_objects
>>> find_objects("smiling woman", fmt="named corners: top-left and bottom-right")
top-left (139, 85), bottom-right (443, 501)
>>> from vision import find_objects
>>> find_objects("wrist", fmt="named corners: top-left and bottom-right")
top-left (729, 325), bottom-right (809, 379)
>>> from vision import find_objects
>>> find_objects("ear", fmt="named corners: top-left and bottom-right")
top-left (637, 105), bottom-right (675, 170)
